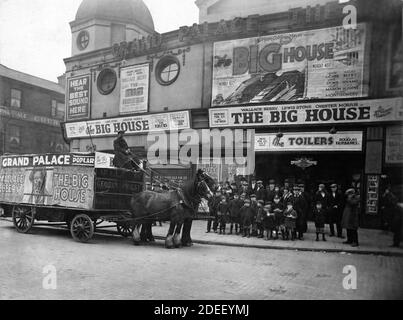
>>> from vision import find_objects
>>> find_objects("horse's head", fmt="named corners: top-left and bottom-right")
top-left (195, 169), bottom-right (215, 199)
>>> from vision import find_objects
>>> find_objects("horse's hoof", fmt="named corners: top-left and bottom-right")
top-left (165, 236), bottom-right (174, 249)
top-left (182, 241), bottom-right (193, 247)
top-left (148, 237), bottom-right (156, 243)
top-left (133, 241), bottom-right (141, 246)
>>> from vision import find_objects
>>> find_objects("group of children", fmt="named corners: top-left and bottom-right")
top-left (208, 188), bottom-right (328, 242)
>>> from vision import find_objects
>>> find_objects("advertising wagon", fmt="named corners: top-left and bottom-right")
top-left (0, 152), bottom-right (144, 242)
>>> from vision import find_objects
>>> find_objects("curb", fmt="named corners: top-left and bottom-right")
top-left (153, 236), bottom-right (403, 258)
top-left (2, 218), bottom-right (402, 257)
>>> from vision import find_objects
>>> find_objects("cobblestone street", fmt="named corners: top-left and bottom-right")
top-left (1, 220), bottom-right (402, 300)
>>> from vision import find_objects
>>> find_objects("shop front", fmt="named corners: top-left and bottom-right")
top-left (209, 97), bottom-right (403, 228)
top-left (254, 130), bottom-right (365, 192)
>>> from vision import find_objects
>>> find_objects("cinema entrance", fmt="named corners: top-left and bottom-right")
top-left (254, 131), bottom-right (365, 194)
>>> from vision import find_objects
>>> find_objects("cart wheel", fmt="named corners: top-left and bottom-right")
top-left (70, 214), bottom-right (94, 243)
top-left (117, 223), bottom-right (134, 238)
top-left (12, 206), bottom-right (35, 233)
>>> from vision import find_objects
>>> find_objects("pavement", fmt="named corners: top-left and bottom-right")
top-left (151, 220), bottom-right (403, 257)
top-left (1, 219), bottom-right (403, 300)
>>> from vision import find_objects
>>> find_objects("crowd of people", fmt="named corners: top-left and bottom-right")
top-left (206, 179), bottom-right (363, 247)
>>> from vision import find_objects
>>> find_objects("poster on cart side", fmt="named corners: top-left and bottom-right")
top-left (0, 166), bottom-right (94, 210)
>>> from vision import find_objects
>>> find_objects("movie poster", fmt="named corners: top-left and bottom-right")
top-left (212, 23), bottom-right (369, 106)
top-left (120, 64), bottom-right (150, 114)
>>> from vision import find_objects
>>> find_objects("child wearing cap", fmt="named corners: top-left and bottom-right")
top-left (250, 194), bottom-right (258, 236)
top-left (263, 203), bottom-right (276, 240)
top-left (240, 199), bottom-right (254, 238)
top-left (217, 196), bottom-right (230, 235)
top-left (272, 195), bottom-right (284, 239)
top-left (283, 201), bottom-right (297, 240)
top-left (313, 201), bottom-right (327, 241)
top-left (229, 193), bottom-right (243, 235)
top-left (256, 200), bottom-right (265, 238)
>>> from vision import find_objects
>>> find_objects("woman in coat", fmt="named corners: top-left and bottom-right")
top-left (341, 189), bottom-right (361, 247)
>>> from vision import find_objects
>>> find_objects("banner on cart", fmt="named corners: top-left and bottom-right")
top-left (64, 111), bottom-right (191, 139)
top-left (0, 166), bottom-right (94, 209)
top-left (212, 23), bottom-right (369, 106)
top-left (255, 131), bottom-right (363, 152)
top-left (209, 98), bottom-right (403, 128)
top-left (0, 153), bottom-right (95, 168)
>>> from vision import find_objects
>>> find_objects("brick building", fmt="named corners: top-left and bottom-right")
top-left (0, 64), bottom-right (69, 155)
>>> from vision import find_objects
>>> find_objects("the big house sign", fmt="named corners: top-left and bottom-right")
top-left (209, 98), bottom-right (403, 128)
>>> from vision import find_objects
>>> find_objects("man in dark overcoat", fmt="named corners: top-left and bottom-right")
top-left (328, 183), bottom-right (345, 238)
top-left (113, 130), bottom-right (139, 170)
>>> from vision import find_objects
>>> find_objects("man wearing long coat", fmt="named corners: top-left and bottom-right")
top-left (341, 189), bottom-right (361, 247)
top-left (293, 186), bottom-right (308, 240)
top-left (328, 184), bottom-right (345, 238)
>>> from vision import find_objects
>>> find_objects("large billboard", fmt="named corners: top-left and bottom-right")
top-left (212, 23), bottom-right (369, 106)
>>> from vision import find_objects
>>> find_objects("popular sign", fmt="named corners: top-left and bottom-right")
top-left (64, 111), bottom-right (191, 139)
top-left (66, 74), bottom-right (91, 120)
top-left (212, 23), bottom-right (369, 106)
top-left (209, 98), bottom-right (403, 128)
top-left (1, 154), bottom-right (95, 168)
top-left (120, 64), bottom-right (150, 114)
top-left (255, 132), bottom-right (363, 152)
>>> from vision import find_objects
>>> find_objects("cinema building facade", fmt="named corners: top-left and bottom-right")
top-left (63, 0), bottom-right (402, 227)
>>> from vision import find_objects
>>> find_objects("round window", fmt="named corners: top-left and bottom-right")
top-left (156, 56), bottom-right (180, 86)
top-left (77, 30), bottom-right (90, 51)
top-left (97, 68), bottom-right (117, 95)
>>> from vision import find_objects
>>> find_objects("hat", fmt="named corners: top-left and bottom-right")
top-left (257, 180), bottom-right (263, 184)
top-left (264, 205), bottom-right (272, 210)
top-left (118, 130), bottom-right (126, 135)
top-left (331, 184), bottom-right (337, 188)
top-left (244, 199), bottom-right (251, 203)
top-left (269, 179), bottom-right (275, 184)
top-left (319, 184), bottom-right (325, 188)
top-left (258, 200), bottom-right (264, 204)
top-left (345, 188), bottom-right (355, 195)
top-left (250, 194), bottom-right (256, 198)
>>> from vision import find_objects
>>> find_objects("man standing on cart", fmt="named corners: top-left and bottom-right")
top-left (113, 130), bottom-right (143, 171)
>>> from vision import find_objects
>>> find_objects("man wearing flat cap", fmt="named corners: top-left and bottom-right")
top-left (113, 130), bottom-right (140, 170)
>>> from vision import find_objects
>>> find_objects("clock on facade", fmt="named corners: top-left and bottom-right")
top-left (97, 68), bottom-right (117, 95)
top-left (77, 30), bottom-right (90, 51)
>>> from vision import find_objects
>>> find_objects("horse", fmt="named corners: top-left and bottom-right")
top-left (130, 169), bottom-right (214, 249)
